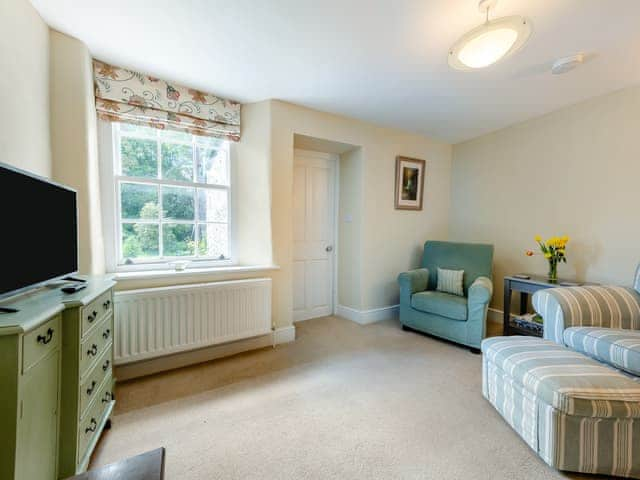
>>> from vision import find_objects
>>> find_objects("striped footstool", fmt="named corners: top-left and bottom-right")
top-left (482, 336), bottom-right (640, 478)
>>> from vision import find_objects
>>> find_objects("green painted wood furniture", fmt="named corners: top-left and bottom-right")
top-left (58, 278), bottom-right (116, 478)
top-left (0, 276), bottom-right (116, 480)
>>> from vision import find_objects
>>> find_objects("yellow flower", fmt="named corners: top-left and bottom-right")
top-left (558, 249), bottom-right (565, 255)
top-left (544, 252), bottom-right (552, 259)
top-left (535, 235), bottom-right (542, 242)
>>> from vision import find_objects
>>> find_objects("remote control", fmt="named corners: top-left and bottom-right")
top-left (61, 284), bottom-right (87, 294)
top-left (0, 307), bottom-right (19, 313)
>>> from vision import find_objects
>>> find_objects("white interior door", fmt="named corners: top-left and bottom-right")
top-left (293, 150), bottom-right (336, 322)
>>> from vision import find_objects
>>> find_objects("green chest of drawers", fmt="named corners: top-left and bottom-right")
top-left (0, 276), bottom-right (116, 480)
top-left (58, 284), bottom-right (116, 478)
top-left (0, 313), bottom-right (62, 480)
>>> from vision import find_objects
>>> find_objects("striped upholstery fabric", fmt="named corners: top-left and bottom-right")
top-left (483, 337), bottom-right (640, 418)
top-left (635, 264), bottom-right (640, 294)
top-left (483, 336), bottom-right (640, 478)
top-left (436, 268), bottom-right (464, 296)
top-left (532, 286), bottom-right (640, 344)
top-left (565, 327), bottom-right (640, 376)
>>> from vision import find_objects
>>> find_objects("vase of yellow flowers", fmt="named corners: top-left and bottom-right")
top-left (526, 235), bottom-right (569, 282)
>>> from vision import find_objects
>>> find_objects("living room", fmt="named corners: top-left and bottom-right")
top-left (1, 0), bottom-right (640, 478)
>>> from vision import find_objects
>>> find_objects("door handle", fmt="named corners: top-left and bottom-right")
top-left (325, 246), bottom-right (333, 252)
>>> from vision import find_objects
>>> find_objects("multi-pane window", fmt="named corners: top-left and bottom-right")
top-left (113, 123), bottom-right (230, 265)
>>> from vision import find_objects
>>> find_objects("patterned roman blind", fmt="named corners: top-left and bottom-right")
top-left (93, 60), bottom-right (241, 141)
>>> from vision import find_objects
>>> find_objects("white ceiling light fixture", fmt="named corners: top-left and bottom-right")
top-left (448, 0), bottom-right (532, 71)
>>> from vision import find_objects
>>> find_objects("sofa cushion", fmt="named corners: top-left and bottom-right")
top-left (436, 268), bottom-right (464, 296)
top-left (482, 336), bottom-right (640, 418)
top-left (564, 327), bottom-right (640, 376)
top-left (411, 291), bottom-right (467, 321)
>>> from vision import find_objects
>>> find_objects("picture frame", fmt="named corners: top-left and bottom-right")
top-left (394, 156), bottom-right (425, 210)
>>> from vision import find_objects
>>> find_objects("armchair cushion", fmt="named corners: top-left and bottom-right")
top-left (411, 291), bottom-right (467, 321)
top-left (436, 268), bottom-right (464, 296)
top-left (564, 327), bottom-right (640, 376)
top-left (422, 241), bottom-right (493, 296)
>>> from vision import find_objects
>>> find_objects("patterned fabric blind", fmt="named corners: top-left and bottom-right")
top-left (93, 60), bottom-right (241, 141)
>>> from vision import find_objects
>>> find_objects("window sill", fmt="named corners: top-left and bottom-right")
top-left (113, 264), bottom-right (280, 282)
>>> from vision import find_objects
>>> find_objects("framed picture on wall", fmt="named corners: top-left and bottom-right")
top-left (394, 156), bottom-right (425, 210)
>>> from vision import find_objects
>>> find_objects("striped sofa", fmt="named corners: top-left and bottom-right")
top-left (482, 265), bottom-right (640, 478)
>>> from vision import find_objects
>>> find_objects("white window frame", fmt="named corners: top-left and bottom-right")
top-left (98, 121), bottom-right (235, 272)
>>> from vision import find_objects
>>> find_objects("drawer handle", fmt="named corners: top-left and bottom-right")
top-left (103, 300), bottom-right (112, 310)
top-left (37, 328), bottom-right (54, 345)
top-left (103, 329), bottom-right (111, 340)
top-left (87, 344), bottom-right (98, 357)
top-left (102, 359), bottom-right (110, 372)
top-left (86, 381), bottom-right (97, 396)
top-left (85, 418), bottom-right (97, 433)
top-left (87, 310), bottom-right (98, 323)
top-left (102, 391), bottom-right (113, 404)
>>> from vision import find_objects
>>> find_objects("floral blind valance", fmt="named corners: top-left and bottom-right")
top-left (93, 60), bottom-right (241, 141)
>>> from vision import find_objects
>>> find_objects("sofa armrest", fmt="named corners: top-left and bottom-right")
top-left (468, 276), bottom-right (493, 306)
top-left (397, 268), bottom-right (429, 303)
top-left (532, 286), bottom-right (640, 344)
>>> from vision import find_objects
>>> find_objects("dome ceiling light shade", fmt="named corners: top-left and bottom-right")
top-left (448, 0), bottom-right (532, 71)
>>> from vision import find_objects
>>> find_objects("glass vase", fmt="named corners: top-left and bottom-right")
top-left (548, 259), bottom-right (558, 283)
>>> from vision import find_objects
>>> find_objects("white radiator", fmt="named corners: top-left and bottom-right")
top-left (113, 278), bottom-right (272, 364)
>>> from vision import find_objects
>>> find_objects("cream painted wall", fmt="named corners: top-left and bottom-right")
top-left (0, 0), bottom-right (51, 177)
top-left (270, 100), bottom-right (452, 327)
top-left (50, 30), bottom-right (105, 275)
top-left (338, 147), bottom-right (364, 309)
top-left (233, 101), bottom-right (273, 266)
top-left (451, 85), bottom-right (640, 311)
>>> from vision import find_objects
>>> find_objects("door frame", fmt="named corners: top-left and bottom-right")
top-left (293, 148), bottom-right (340, 321)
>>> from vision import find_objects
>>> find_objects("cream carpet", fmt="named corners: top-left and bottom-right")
top-left (91, 316), bottom-right (596, 479)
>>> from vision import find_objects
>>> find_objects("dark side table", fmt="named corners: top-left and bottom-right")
top-left (503, 275), bottom-right (593, 337)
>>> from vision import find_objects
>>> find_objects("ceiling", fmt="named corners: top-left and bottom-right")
top-left (31, 0), bottom-right (640, 144)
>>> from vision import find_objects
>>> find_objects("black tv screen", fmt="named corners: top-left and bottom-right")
top-left (0, 163), bottom-right (78, 297)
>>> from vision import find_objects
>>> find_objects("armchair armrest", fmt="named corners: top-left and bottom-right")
top-left (468, 276), bottom-right (493, 305)
top-left (466, 276), bottom-right (493, 347)
top-left (533, 286), bottom-right (640, 344)
top-left (397, 268), bottom-right (429, 303)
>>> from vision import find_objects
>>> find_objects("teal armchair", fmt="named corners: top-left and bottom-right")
top-left (397, 241), bottom-right (494, 350)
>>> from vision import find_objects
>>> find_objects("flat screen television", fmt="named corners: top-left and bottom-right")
top-left (0, 162), bottom-right (78, 299)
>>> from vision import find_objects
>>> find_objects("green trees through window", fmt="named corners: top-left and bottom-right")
top-left (116, 124), bottom-right (230, 264)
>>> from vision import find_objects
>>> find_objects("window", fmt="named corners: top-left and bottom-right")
top-left (105, 123), bottom-right (231, 269)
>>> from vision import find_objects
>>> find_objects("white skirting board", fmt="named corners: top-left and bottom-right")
top-left (273, 325), bottom-right (296, 344)
top-left (336, 304), bottom-right (503, 326)
top-left (336, 304), bottom-right (399, 325)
